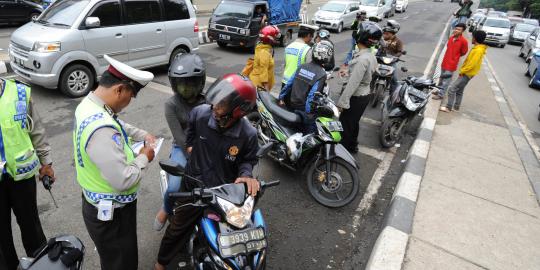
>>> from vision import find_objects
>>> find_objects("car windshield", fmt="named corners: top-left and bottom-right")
top-left (515, 23), bottom-right (536, 33)
top-left (485, 19), bottom-right (511, 28)
top-left (360, 0), bottom-right (378, 7)
top-left (37, 0), bottom-right (89, 27)
top-left (523, 19), bottom-right (539, 26)
top-left (214, 3), bottom-right (252, 19)
top-left (321, 2), bottom-right (346, 12)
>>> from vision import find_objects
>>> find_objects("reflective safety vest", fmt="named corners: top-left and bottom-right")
top-left (0, 79), bottom-right (40, 181)
top-left (73, 97), bottom-right (137, 204)
top-left (282, 41), bottom-right (310, 83)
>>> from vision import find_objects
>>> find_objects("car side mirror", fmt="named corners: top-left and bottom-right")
top-left (85, 17), bottom-right (100, 29)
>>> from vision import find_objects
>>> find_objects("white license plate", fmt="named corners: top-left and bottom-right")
top-left (219, 34), bottom-right (230, 40)
top-left (13, 56), bottom-right (25, 66)
top-left (218, 227), bottom-right (266, 257)
top-left (327, 121), bottom-right (343, 132)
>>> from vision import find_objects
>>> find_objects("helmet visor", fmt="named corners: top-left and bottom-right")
top-left (172, 77), bottom-right (205, 100)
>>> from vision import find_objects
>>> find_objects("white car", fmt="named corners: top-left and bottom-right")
top-left (477, 17), bottom-right (511, 48)
top-left (396, 0), bottom-right (407, 13)
top-left (359, 0), bottom-right (386, 20)
top-left (312, 1), bottom-right (360, 33)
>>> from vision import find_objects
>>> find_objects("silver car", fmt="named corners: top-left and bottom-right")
top-left (9, 0), bottom-right (199, 97)
top-left (520, 27), bottom-right (540, 62)
top-left (312, 1), bottom-right (360, 33)
top-left (477, 17), bottom-right (511, 48)
top-left (510, 23), bottom-right (536, 44)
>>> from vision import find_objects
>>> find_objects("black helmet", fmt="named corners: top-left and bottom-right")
top-left (312, 40), bottom-right (334, 66)
top-left (168, 53), bottom-right (206, 103)
top-left (383, 20), bottom-right (400, 34)
top-left (356, 21), bottom-right (383, 47)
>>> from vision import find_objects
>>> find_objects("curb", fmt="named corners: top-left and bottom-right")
top-left (365, 16), bottom-right (452, 270)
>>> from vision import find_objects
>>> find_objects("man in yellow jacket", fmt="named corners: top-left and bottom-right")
top-left (441, 30), bottom-right (487, 112)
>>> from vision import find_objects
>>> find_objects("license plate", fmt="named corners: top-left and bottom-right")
top-left (13, 56), bottom-right (25, 66)
top-left (218, 227), bottom-right (266, 257)
top-left (327, 121), bottom-right (343, 132)
top-left (219, 34), bottom-right (230, 40)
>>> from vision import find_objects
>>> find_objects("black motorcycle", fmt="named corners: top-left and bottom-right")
top-left (370, 52), bottom-right (406, 108)
top-left (158, 143), bottom-right (279, 270)
top-left (379, 76), bottom-right (441, 148)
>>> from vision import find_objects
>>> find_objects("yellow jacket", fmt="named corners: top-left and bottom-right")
top-left (459, 44), bottom-right (487, 77)
top-left (249, 43), bottom-right (275, 90)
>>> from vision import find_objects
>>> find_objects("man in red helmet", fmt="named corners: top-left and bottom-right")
top-left (154, 73), bottom-right (260, 270)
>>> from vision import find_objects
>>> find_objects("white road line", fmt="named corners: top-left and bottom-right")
top-left (354, 148), bottom-right (395, 220)
top-left (361, 117), bottom-right (382, 126)
top-left (365, 226), bottom-right (409, 270)
top-left (358, 145), bottom-right (385, 161)
top-left (393, 172), bottom-right (422, 202)
top-left (420, 117), bottom-right (436, 131)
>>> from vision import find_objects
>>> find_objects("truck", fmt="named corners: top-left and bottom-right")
top-left (207, 0), bottom-right (303, 49)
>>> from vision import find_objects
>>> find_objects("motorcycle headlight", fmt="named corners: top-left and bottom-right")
top-left (217, 196), bottom-right (254, 229)
top-left (33, 41), bottom-right (61, 53)
top-left (382, 57), bottom-right (393, 65)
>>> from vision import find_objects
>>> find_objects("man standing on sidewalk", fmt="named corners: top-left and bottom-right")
top-left (433, 23), bottom-right (468, 100)
top-left (453, 0), bottom-right (473, 28)
top-left (440, 30), bottom-right (487, 112)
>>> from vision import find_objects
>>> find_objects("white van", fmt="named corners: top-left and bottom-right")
top-left (9, 0), bottom-right (199, 97)
top-left (359, 0), bottom-right (386, 20)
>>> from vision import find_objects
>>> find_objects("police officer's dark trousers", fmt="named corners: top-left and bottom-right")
top-left (82, 197), bottom-right (138, 270)
top-left (339, 95), bottom-right (371, 152)
top-left (0, 174), bottom-right (46, 270)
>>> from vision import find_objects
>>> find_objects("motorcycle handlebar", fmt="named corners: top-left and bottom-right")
top-left (168, 192), bottom-right (192, 199)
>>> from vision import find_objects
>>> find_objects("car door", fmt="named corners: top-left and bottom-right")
top-left (378, 0), bottom-right (386, 18)
top-left (80, 0), bottom-right (129, 71)
top-left (0, 0), bottom-right (26, 21)
top-left (124, 0), bottom-right (167, 68)
top-left (525, 29), bottom-right (538, 54)
top-left (348, 3), bottom-right (359, 26)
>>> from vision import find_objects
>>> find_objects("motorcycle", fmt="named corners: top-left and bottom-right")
top-left (247, 72), bottom-right (360, 208)
top-left (158, 143), bottom-right (279, 270)
top-left (18, 235), bottom-right (85, 270)
top-left (369, 52), bottom-right (406, 108)
top-left (379, 76), bottom-right (441, 148)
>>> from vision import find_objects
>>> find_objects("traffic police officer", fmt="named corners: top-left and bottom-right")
top-left (0, 77), bottom-right (55, 270)
top-left (73, 55), bottom-right (156, 270)
top-left (282, 24), bottom-right (318, 88)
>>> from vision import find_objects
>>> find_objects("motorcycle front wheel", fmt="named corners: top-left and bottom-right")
top-left (370, 84), bottom-right (386, 108)
top-left (306, 157), bottom-right (360, 208)
top-left (380, 117), bottom-right (403, 148)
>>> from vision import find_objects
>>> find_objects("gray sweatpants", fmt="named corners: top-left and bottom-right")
top-left (446, 75), bottom-right (471, 109)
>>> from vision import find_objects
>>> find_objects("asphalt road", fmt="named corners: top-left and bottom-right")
top-left (485, 43), bottom-right (540, 147)
top-left (4, 0), bottom-right (456, 269)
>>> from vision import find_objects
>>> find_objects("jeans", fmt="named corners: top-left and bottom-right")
top-left (344, 38), bottom-right (356, 65)
top-left (437, 69), bottom-right (454, 97)
top-left (452, 16), bottom-right (468, 28)
top-left (446, 75), bottom-right (471, 109)
top-left (390, 63), bottom-right (399, 94)
top-left (163, 145), bottom-right (187, 215)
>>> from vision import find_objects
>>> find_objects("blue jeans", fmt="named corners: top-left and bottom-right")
top-left (437, 69), bottom-right (454, 97)
top-left (344, 38), bottom-right (356, 65)
top-left (452, 16), bottom-right (468, 28)
top-left (163, 145), bottom-right (187, 215)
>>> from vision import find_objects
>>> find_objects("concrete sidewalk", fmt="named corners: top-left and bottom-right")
top-left (403, 65), bottom-right (540, 269)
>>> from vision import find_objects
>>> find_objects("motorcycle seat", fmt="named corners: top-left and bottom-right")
top-left (411, 78), bottom-right (434, 88)
top-left (259, 92), bottom-right (302, 124)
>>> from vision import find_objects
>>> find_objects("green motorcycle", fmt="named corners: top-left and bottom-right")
top-left (247, 90), bottom-right (360, 208)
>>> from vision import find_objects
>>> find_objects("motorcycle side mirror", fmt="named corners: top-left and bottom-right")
top-left (257, 142), bottom-right (274, 158)
top-left (401, 67), bottom-right (408, 72)
top-left (159, 160), bottom-right (185, 176)
top-left (401, 50), bottom-right (407, 55)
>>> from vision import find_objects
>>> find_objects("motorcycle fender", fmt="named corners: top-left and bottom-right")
top-left (388, 107), bottom-right (406, 118)
top-left (323, 144), bottom-right (358, 169)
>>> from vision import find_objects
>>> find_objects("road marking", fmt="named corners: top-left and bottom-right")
top-left (358, 145), bottom-right (385, 161)
top-left (409, 139), bottom-right (429, 159)
top-left (423, 15), bottom-right (451, 77)
top-left (365, 226), bottom-right (409, 270)
top-left (420, 117), bottom-right (436, 131)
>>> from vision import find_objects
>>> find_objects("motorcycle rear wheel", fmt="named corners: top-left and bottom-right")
top-left (306, 157), bottom-right (360, 208)
top-left (380, 118), bottom-right (403, 148)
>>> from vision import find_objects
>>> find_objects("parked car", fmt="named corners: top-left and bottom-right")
top-left (520, 27), bottom-right (540, 62)
top-left (9, 0), bottom-right (199, 97)
top-left (469, 14), bottom-right (486, 32)
top-left (487, 11), bottom-right (507, 18)
top-left (313, 0), bottom-right (359, 33)
top-left (508, 16), bottom-right (524, 27)
top-left (383, 0), bottom-right (396, 18)
top-left (359, 0), bottom-right (386, 21)
top-left (433, 0), bottom-right (443, 2)
top-left (525, 50), bottom-right (540, 89)
top-left (523, 18), bottom-right (539, 27)
top-left (467, 13), bottom-right (484, 28)
top-left (395, 0), bottom-right (407, 12)
top-left (0, 0), bottom-right (43, 24)
top-left (477, 17), bottom-right (511, 48)
top-left (475, 8), bottom-right (487, 14)
top-left (510, 23), bottom-right (536, 44)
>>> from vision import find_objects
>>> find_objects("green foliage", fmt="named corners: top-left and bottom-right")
top-left (479, 0), bottom-right (538, 19)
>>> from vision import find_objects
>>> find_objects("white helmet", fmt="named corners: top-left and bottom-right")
top-left (312, 40), bottom-right (334, 66)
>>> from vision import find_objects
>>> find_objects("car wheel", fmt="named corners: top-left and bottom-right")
top-left (169, 47), bottom-right (187, 65)
top-left (525, 63), bottom-right (531, 77)
top-left (59, 64), bottom-right (95, 98)
top-left (217, 41), bottom-right (227, 48)
top-left (29, 12), bottom-right (40, 21)
top-left (519, 46), bottom-right (525, 57)
top-left (526, 50), bottom-right (532, 63)
top-left (529, 70), bottom-right (538, 88)
top-left (337, 23), bottom-right (343, 33)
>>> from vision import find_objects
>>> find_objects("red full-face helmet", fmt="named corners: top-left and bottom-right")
top-left (259, 25), bottom-right (281, 44)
